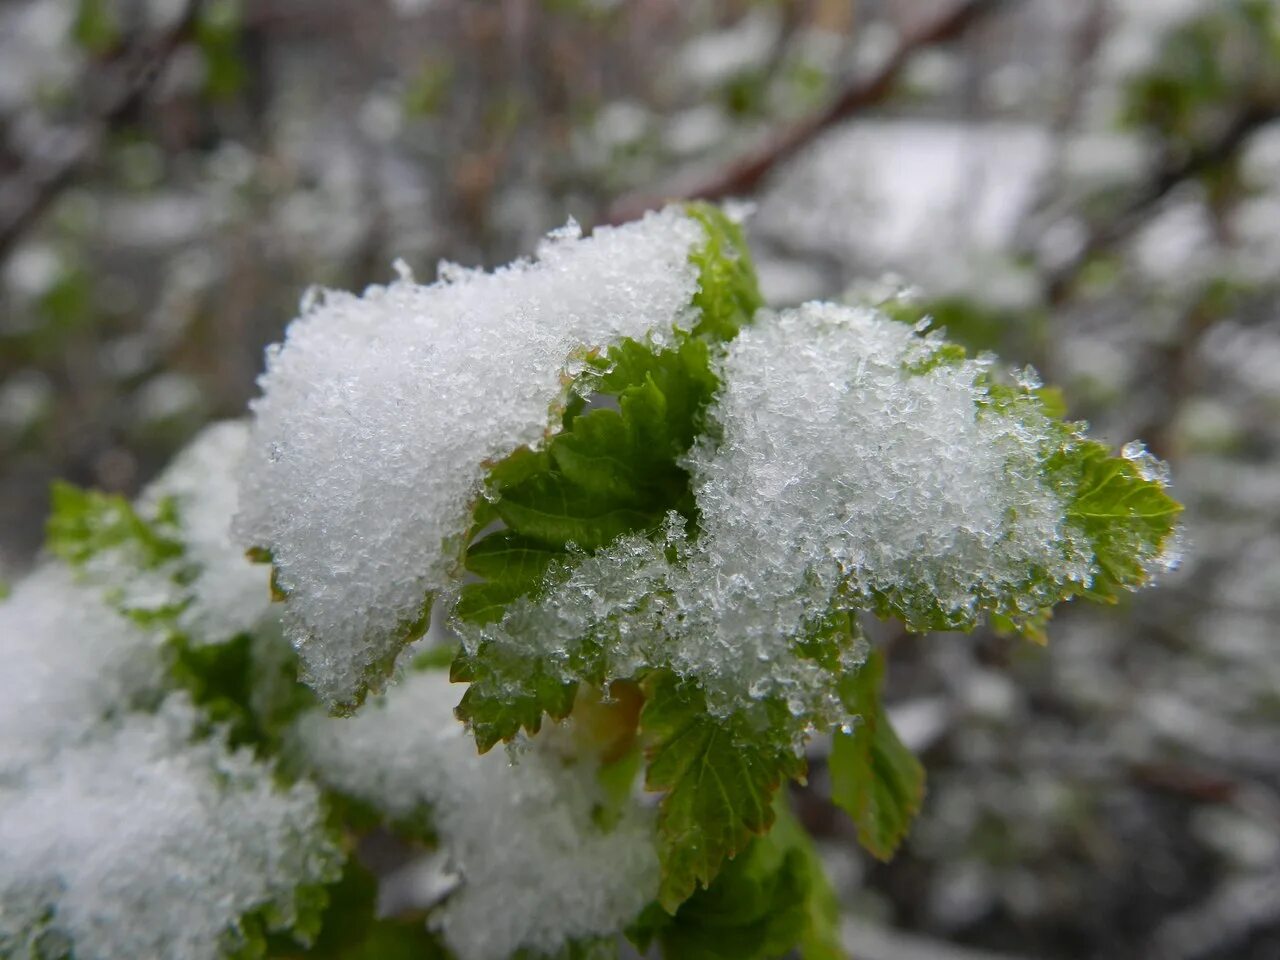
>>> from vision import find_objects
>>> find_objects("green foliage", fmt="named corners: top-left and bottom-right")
top-left (166, 628), bottom-right (318, 752)
top-left (640, 673), bottom-right (806, 912)
top-left (1121, 0), bottom-right (1280, 150)
top-left (72, 0), bottom-right (120, 54)
top-left (865, 365), bottom-right (1181, 640)
top-left (829, 652), bottom-right (924, 862)
top-left (46, 482), bottom-right (183, 571)
top-left (452, 205), bottom-right (761, 749)
top-left (232, 858), bottom-right (448, 960)
top-left (46, 481), bottom-right (321, 752)
top-left (1057, 440), bottom-right (1184, 603)
top-left (198, 0), bottom-right (248, 100)
top-left (628, 795), bottom-right (845, 960)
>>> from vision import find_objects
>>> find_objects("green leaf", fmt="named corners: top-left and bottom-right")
top-left (46, 482), bottom-right (183, 570)
top-left (72, 0), bottom-right (120, 54)
top-left (1057, 440), bottom-right (1183, 602)
top-left (684, 202), bottom-right (764, 343)
top-left (628, 794), bottom-right (846, 960)
top-left (453, 654), bottom-right (578, 753)
top-left (164, 627), bottom-right (317, 752)
top-left (771, 799), bottom-right (846, 960)
top-left (829, 652), bottom-right (924, 861)
top-left (640, 673), bottom-right (806, 912)
top-left (865, 359), bottom-right (1182, 639)
top-left (453, 206), bottom-right (764, 749)
top-left (288, 858), bottom-right (450, 960)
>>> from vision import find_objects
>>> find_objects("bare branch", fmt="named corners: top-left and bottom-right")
top-left (1044, 102), bottom-right (1280, 305)
top-left (608, 0), bottom-right (1013, 224)
top-left (0, 0), bottom-right (202, 263)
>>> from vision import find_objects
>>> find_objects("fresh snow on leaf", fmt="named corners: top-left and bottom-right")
top-left (829, 651), bottom-right (925, 861)
top-left (235, 207), bottom-right (706, 711)
top-left (294, 669), bottom-right (659, 960)
top-left (42, 421), bottom-right (273, 646)
top-left (1, 423), bottom-right (337, 958)
top-left (454, 204), bottom-right (761, 746)
top-left (451, 295), bottom-right (1178, 904)
top-left (141, 420), bottom-right (274, 642)
top-left (0, 563), bottom-right (166, 779)
top-left (0, 695), bottom-right (339, 960)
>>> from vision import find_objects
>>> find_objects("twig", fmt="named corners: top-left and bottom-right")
top-left (1043, 102), bottom-right (1280, 304)
top-left (608, 0), bottom-right (1013, 223)
top-left (0, 0), bottom-right (202, 263)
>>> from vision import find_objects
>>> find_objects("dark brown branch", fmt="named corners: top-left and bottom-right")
top-left (0, 0), bottom-right (202, 263)
top-left (1044, 102), bottom-right (1280, 305)
top-left (608, 0), bottom-right (1012, 224)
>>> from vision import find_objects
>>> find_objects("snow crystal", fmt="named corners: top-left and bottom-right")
top-left (0, 563), bottom-right (164, 780)
top-left (141, 420), bottom-right (273, 642)
top-left (690, 301), bottom-right (1090, 655)
top-left (294, 670), bottom-right (658, 960)
top-left (457, 303), bottom-right (1094, 734)
top-left (0, 695), bottom-right (337, 960)
top-left (1121, 439), bottom-right (1172, 487)
top-left (236, 207), bottom-right (705, 708)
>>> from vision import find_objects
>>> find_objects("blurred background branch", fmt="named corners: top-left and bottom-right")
top-left (0, 0), bottom-right (201, 263)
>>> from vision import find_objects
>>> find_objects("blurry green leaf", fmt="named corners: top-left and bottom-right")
top-left (72, 0), bottom-right (120, 54)
top-left (830, 651), bottom-right (924, 861)
top-left (197, 0), bottom-right (247, 100)
top-left (46, 482), bottom-right (182, 570)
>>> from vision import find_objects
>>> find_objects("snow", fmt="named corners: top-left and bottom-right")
top-left (141, 420), bottom-right (273, 643)
top-left (0, 696), bottom-right (338, 960)
top-left (0, 563), bottom-right (165, 780)
top-left (236, 208), bottom-right (705, 708)
top-left (456, 302), bottom-right (1095, 739)
top-left (295, 670), bottom-right (657, 960)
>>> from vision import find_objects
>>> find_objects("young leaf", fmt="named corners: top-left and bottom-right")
top-left (1057, 439), bottom-right (1183, 601)
top-left (829, 651), bottom-right (924, 861)
top-left (640, 673), bottom-right (806, 912)
top-left (627, 793), bottom-right (846, 960)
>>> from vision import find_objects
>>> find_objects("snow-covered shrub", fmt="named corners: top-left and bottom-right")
top-left (0, 204), bottom-right (1180, 960)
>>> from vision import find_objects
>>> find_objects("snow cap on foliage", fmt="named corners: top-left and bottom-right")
top-left (295, 669), bottom-right (658, 960)
top-left (236, 207), bottom-right (705, 708)
top-left (457, 301), bottom-right (1100, 733)
top-left (0, 563), bottom-right (164, 780)
top-left (0, 695), bottom-right (339, 960)
top-left (689, 301), bottom-right (1093, 631)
